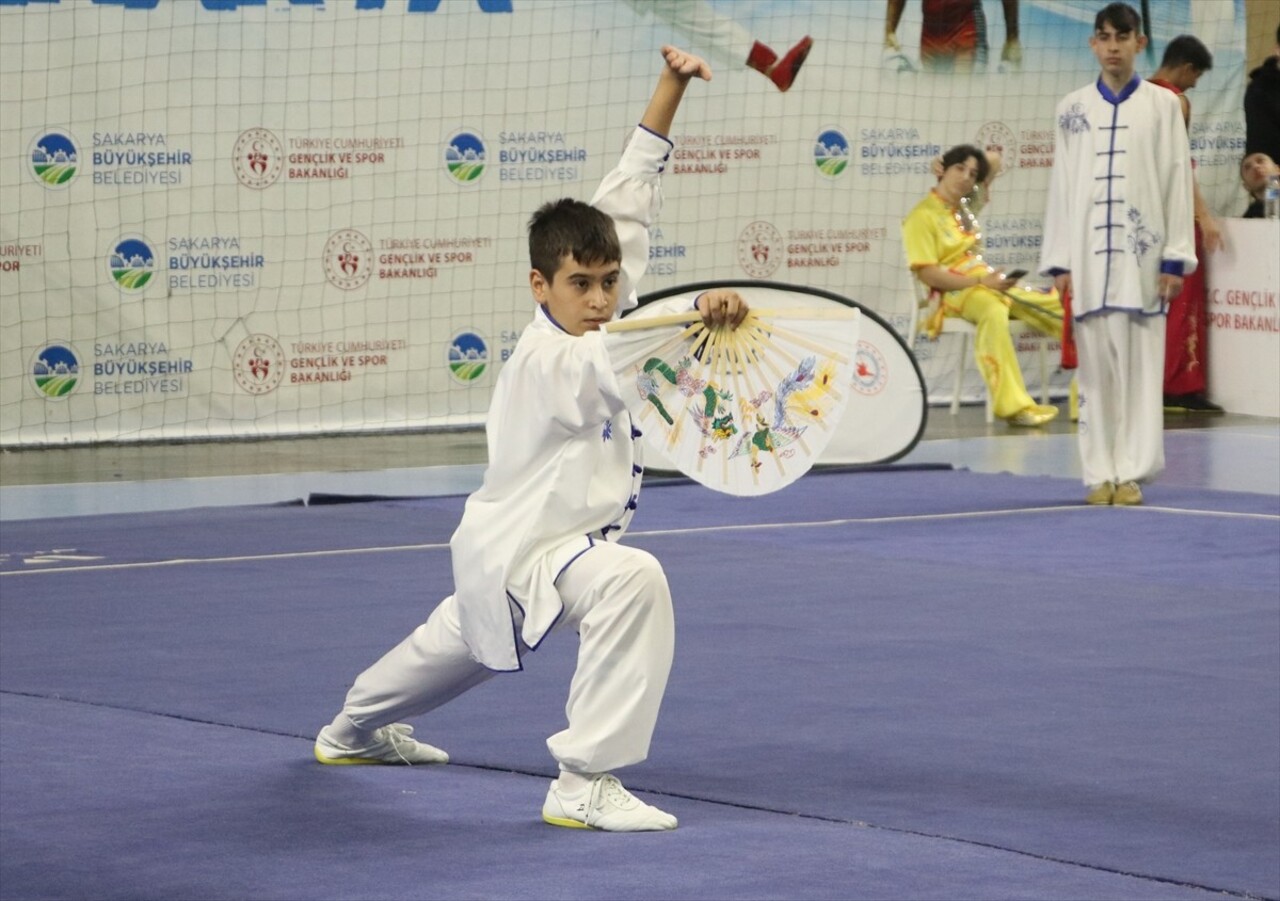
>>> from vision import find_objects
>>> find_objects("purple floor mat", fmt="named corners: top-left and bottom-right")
top-left (2, 470), bottom-right (1277, 899)
top-left (0, 694), bottom-right (1236, 901)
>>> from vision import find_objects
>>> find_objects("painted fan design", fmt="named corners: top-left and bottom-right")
top-left (603, 303), bottom-right (861, 496)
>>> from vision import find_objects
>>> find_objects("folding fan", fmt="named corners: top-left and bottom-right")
top-left (603, 303), bottom-right (861, 496)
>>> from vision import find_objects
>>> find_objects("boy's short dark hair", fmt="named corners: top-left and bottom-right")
top-left (940, 144), bottom-right (990, 184)
top-left (528, 198), bottom-right (621, 281)
top-left (1161, 35), bottom-right (1213, 72)
top-left (1094, 2), bottom-right (1142, 35)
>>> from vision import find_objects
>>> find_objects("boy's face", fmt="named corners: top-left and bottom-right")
top-left (1240, 153), bottom-right (1279, 195)
top-left (530, 254), bottom-right (621, 336)
top-left (1090, 22), bottom-right (1145, 82)
top-left (937, 156), bottom-right (981, 204)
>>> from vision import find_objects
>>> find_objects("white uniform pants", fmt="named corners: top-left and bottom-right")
top-left (1075, 311), bottom-right (1166, 487)
top-left (337, 542), bottom-right (674, 774)
top-left (620, 0), bottom-right (753, 67)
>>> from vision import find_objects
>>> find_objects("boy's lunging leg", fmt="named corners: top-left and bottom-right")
top-left (542, 542), bottom-right (677, 831)
top-left (551, 543), bottom-right (674, 770)
top-left (316, 594), bottom-right (496, 765)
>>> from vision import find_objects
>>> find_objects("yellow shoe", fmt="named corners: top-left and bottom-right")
top-left (1113, 481), bottom-right (1143, 506)
top-left (1007, 404), bottom-right (1059, 427)
top-left (1085, 482), bottom-right (1114, 505)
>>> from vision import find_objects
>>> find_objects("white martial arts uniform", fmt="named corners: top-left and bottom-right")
top-left (620, 0), bottom-right (754, 69)
top-left (336, 126), bottom-right (679, 775)
top-left (1039, 75), bottom-right (1196, 487)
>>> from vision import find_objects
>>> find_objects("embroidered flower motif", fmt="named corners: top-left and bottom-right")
top-left (1124, 205), bottom-right (1162, 260)
top-left (1059, 102), bottom-right (1090, 135)
top-left (602, 419), bottom-right (613, 442)
top-left (675, 363), bottom-right (705, 397)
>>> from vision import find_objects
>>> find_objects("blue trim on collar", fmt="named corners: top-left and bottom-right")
top-left (1096, 74), bottom-right (1142, 105)
top-left (538, 303), bottom-right (569, 334)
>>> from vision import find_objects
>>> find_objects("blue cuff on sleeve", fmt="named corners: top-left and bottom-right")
top-left (1159, 260), bottom-right (1185, 276)
top-left (1046, 267), bottom-right (1070, 277)
top-left (637, 123), bottom-right (674, 150)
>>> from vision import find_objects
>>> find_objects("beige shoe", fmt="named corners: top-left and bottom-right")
top-left (1008, 404), bottom-right (1059, 427)
top-left (1113, 481), bottom-right (1143, 506)
top-left (1085, 482), bottom-right (1114, 505)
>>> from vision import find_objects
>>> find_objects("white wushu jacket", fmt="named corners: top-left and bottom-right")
top-left (450, 126), bottom-right (674, 671)
top-left (1039, 76), bottom-right (1196, 317)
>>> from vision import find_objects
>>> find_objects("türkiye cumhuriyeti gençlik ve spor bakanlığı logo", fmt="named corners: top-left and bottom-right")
top-left (232, 128), bottom-right (285, 189)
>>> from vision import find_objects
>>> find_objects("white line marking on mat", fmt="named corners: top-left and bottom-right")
top-left (1, 504), bottom-right (1274, 576)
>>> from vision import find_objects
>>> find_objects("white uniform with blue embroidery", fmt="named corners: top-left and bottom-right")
top-left (452, 126), bottom-right (673, 673)
top-left (1040, 76), bottom-right (1196, 314)
top-left (1040, 76), bottom-right (1196, 489)
top-left (331, 126), bottom-right (678, 775)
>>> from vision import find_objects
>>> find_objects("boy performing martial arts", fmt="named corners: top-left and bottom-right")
top-left (313, 45), bottom-right (748, 833)
top-left (1039, 2), bottom-right (1196, 507)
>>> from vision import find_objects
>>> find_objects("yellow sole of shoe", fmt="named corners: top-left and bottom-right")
top-left (314, 747), bottom-right (385, 765)
top-left (542, 813), bottom-right (593, 830)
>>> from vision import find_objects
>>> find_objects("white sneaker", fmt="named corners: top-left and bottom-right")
top-left (314, 723), bottom-right (448, 766)
top-left (542, 774), bottom-right (677, 832)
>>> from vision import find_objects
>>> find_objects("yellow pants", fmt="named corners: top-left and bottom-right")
top-left (941, 286), bottom-right (1064, 419)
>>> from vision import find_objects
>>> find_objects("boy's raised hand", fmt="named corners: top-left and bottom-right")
top-left (661, 45), bottom-right (712, 82)
top-left (642, 46), bottom-right (711, 136)
top-left (696, 289), bottom-right (749, 329)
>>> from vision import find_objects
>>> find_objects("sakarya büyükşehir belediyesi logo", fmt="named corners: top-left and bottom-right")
top-left (814, 128), bottom-right (849, 178)
top-left (108, 236), bottom-right (158, 293)
top-left (31, 342), bottom-right (82, 398)
top-left (30, 130), bottom-right (80, 188)
top-left (448, 331), bottom-right (488, 382)
top-left (445, 131), bottom-right (486, 184)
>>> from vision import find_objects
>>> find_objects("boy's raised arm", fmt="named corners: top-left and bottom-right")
top-left (639, 45), bottom-right (712, 137)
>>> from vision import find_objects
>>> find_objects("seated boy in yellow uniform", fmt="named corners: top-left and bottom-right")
top-left (902, 143), bottom-right (1064, 426)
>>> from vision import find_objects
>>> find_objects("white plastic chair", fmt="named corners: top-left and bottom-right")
top-left (905, 272), bottom-right (1050, 422)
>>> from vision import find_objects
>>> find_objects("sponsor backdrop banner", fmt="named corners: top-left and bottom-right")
top-left (0, 0), bottom-right (1248, 445)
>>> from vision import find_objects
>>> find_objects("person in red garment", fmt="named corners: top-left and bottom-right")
top-left (884, 0), bottom-right (1022, 73)
top-left (1148, 35), bottom-right (1225, 413)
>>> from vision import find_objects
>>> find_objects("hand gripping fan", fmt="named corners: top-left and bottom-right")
top-left (602, 302), bottom-right (860, 496)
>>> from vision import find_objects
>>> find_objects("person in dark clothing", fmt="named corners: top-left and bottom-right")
top-left (1244, 25), bottom-right (1280, 163)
